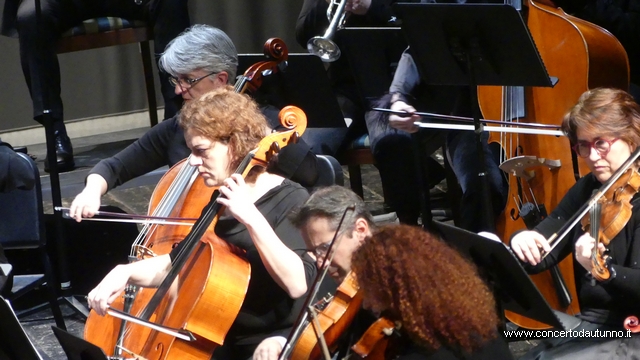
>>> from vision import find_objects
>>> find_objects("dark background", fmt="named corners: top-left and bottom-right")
top-left (0, 0), bottom-right (308, 132)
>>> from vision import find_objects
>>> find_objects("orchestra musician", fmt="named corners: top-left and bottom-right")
top-left (371, 43), bottom-right (507, 231)
top-left (0, 0), bottom-right (190, 173)
top-left (69, 24), bottom-right (239, 221)
top-left (68, 25), bottom-right (318, 222)
top-left (511, 88), bottom-right (640, 360)
top-left (86, 87), bottom-right (317, 360)
top-left (253, 185), bottom-right (512, 360)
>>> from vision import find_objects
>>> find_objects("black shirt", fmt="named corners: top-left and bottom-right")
top-left (169, 180), bottom-right (316, 342)
top-left (519, 173), bottom-right (640, 326)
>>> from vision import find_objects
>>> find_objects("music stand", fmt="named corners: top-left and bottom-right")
top-left (0, 296), bottom-right (46, 360)
top-left (393, 3), bottom-right (557, 230)
top-left (51, 326), bottom-right (108, 360)
top-left (238, 53), bottom-right (346, 129)
top-left (431, 221), bottom-right (581, 332)
top-left (335, 27), bottom-right (407, 109)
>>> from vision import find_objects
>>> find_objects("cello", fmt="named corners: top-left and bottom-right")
top-left (83, 38), bottom-right (291, 356)
top-left (86, 103), bottom-right (308, 359)
top-left (478, 0), bottom-right (629, 329)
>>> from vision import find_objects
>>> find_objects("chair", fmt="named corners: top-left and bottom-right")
top-left (337, 134), bottom-right (373, 199)
top-left (314, 154), bottom-right (344, 188)
top-left (338, 134), bottom-right (457, 223)
top-left (0, 152), bottom-right (66, 329)
top-left (56, 17), bottom-right (158, 127)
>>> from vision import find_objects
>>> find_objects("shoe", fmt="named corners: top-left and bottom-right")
top-left (44, 131), bottom-right (75, 173)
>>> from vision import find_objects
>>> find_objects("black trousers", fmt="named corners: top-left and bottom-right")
top-left (15, 0), bottom-right (190, 125)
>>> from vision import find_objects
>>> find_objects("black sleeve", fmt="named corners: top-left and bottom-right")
top-left (271, 185), bottom-right (317, 287)
top-left (295, 0), bottom-right (396, 46)
top-left (89, 116), bottom-right (181, 191)
top-left (603, 203), bottom-right (640, 302)
top-left (0, 143), bottom-right (35, 192)
top-left (512, 175), bottom-right (595, 274)
top-left (295, 0), bottom-right (330, 47)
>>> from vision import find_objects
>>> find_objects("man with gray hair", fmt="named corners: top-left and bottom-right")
top-left (70, 24), bottom-right (262, 220)
top-left (253, 185), bottom-right (376, 360)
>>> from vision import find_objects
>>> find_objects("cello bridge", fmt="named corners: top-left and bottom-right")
top-left (499, 155), bottom-right (561, 181)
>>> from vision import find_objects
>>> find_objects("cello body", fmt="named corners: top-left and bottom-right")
top-left (83, 163), bottom-right (214, 354)
top-left (84, 104), bottom-right (308, 357)
top-left (478, 0), bottom-right (629, 329)
top-left (124, 232), bottom-right (251, 359)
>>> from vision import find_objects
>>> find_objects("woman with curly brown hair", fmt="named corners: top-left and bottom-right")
top-left (86, 87), bottom-right (317, 360)
top-left (351, 224), bottom-right (513, 359)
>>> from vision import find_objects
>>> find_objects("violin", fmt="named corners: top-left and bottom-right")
top-left (624, 316), bottom-right (640, 333)
top-left (581, 168), bottom-right (640, 281)
top-left (542, 148), bottom-right (640, 287)
top-left (351, 317), bottom-right (402, 360)
top-left (289, 271), bottom-right (363, 360)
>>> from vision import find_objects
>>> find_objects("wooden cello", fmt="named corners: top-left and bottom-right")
top-left (83, 38), bottom-right (291, 356)
top-left (478, 0), bottom-right (629, 329)
top-left (84, 105), bottom-right (308, 359)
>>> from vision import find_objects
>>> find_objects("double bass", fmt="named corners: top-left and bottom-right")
top-left (478, 0), bottom-right (629, 329)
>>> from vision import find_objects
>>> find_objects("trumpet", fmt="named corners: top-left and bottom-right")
top-left (307, 0), bottom-right (348, 62)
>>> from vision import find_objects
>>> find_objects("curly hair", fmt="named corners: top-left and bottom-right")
top-left (562, 88), bottom-right (640, 148)
top-left (179, 86), bottom-right (269, 171)
top-left (350, 224), bottom-right (500, 353)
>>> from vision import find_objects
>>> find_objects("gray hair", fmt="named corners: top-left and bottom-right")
top-left (159, 24), bottom-right (238, 83)
top-left (289, 186), bottom-right (375, 236)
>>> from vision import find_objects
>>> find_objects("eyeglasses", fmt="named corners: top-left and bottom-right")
top-left (312, 242), bottom-right (331, 259)
top-left (168, 71), bottom-right (218, 89)
top-left (572, 138), bottom-right (619, 158)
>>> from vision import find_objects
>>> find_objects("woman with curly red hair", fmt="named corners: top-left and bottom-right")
top-left (351, 224), bottom-right (513, 359)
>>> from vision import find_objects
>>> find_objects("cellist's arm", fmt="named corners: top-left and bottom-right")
top-left (217, 174), bottom-right (309, 299)
top-left (87, 255), bottom-right (172, 316)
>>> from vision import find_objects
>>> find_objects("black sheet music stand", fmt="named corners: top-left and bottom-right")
top-left (238, 53), bottom-right (346, 129)
top-left (335, 27), bottom-right (407, 109)
top-left (52, 326), bottom-right (108, 360)
top-left (0, 296), bottom-right (47, 360)
top-left (392, 3), bottom-right (557, 229)
top-left (431, 221), bottom-right (581, 333)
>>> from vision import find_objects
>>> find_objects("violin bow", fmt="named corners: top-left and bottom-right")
top-left (372, 107), bottom-right (564, 136)
top-left (279, 204), bottom-right (356, 360)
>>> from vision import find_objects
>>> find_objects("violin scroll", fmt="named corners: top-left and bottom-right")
top-left (624, 316), bottom-right (640, 333)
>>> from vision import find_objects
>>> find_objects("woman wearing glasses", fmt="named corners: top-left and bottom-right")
top-left (512, 87), bottom-right (640, 360)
